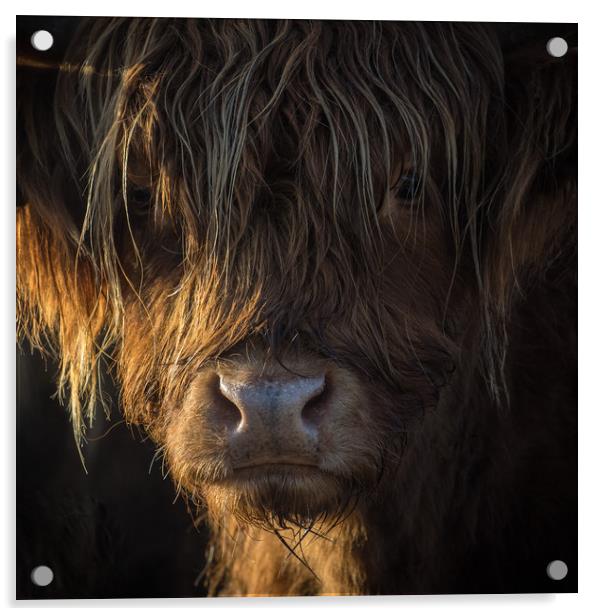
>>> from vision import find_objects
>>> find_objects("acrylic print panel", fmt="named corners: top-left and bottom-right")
top-left (16, 16), bottom-right (577, 598)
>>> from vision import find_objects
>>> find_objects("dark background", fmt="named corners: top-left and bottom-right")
top-left (16, 349), bottom-right (209, 599)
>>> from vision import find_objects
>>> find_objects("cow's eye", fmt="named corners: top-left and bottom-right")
top-left (395, 173), bottom-right (420, 203)
top-left (129, 186), bottom-right (152, 206)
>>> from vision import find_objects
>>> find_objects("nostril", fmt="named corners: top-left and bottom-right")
top-left (301, 375), bottom-right (329, 428)
top-left (214, 376), bottom-right (245, 430)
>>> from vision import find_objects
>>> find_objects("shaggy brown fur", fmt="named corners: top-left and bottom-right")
top-left (17, 18), bottom-right (577, 595)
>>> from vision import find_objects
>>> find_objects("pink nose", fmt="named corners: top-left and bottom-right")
top-left (214, 372), bottom-right (328, 468)
top-left (218, 374), bottom-right (326, 433)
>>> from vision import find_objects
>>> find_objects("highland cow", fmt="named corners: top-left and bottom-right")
top-left (17, 18), bottom-right (577, 596)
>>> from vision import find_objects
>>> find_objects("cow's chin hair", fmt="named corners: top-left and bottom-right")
top-left (200, 466), bottom-right (357, 530)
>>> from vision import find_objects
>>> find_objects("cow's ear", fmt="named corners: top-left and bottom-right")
top-left (17, 16), bottom-right (108, 436)
top-left (480, 24), bottom-right (577, 399)
top-left (484, 24), bottom-right (577, 289)
top-left (489, 23), bottom-right (577, 278)
top-left (17, 16), bottom-right (82, 211)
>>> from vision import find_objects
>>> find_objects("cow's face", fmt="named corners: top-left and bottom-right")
top-left (117, 157), bottom-right (468, 527)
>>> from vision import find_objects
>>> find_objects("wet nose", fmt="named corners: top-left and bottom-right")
top-left (218, 374), bottom-right (327, 435)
